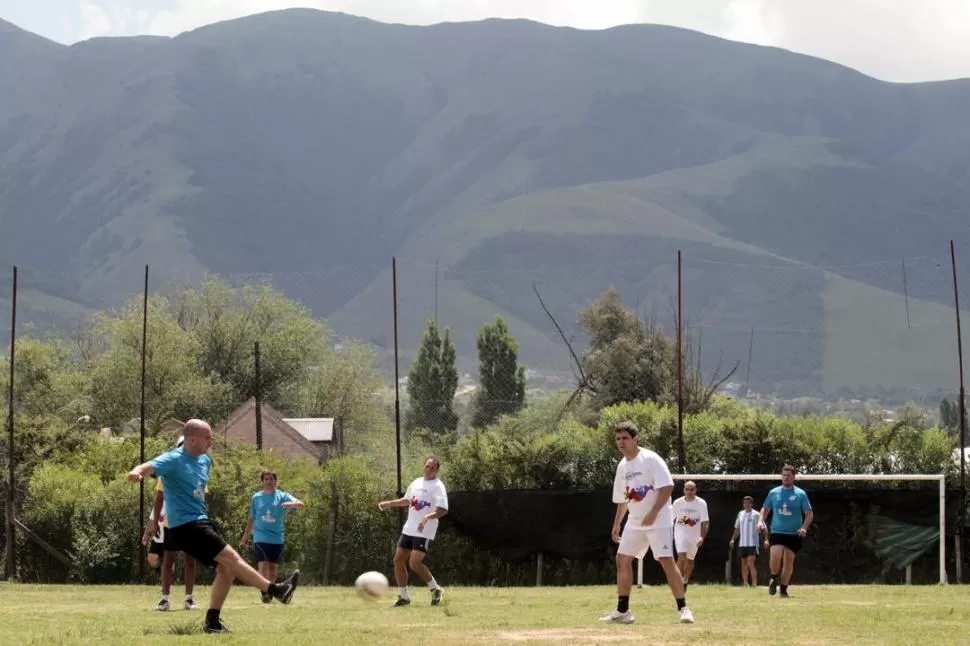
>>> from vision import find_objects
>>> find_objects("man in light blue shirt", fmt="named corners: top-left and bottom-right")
top-left (760, 464), bottom-right (813, 598)
top-left (241, 469), bottom-right (305, 603)
top-left (128, 419), bottom-right (300, 633)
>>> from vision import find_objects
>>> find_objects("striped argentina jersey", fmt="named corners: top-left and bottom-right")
top-left (735, 509), bottom-right (763, 547)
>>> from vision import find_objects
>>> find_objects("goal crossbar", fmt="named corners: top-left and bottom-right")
top-left (634, 473), bottom-right (947, 586)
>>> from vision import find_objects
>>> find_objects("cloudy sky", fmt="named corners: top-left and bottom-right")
top-left (3, 0), bottom-right (970, 82)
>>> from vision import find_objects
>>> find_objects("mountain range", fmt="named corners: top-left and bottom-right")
top-left (1, 9), bottom-right (969, 396)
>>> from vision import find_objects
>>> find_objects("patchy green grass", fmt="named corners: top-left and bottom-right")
top-left (0, 583), bottom-right (966, 645)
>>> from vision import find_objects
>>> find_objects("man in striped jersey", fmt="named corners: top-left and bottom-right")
top-left (728, 495), bottom-right (766, 587)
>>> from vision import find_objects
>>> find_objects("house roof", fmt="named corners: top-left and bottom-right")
top-left (282, 417), bottom-right (334, 442)
top-left (220, 397), bottom-right (325, 462)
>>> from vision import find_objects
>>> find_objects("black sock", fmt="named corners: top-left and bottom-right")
top-left (617, 595), bottom-right (629, 613)
top-left (205, 609), bottom-right (220, 625)
top-left (676, 598), bottom-right (686, 611)
top-left (781, 584), bottom-right (789, 594)
top-left (770, 572), bottom-right (779, 580)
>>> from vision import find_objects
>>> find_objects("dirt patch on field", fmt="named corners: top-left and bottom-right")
top-left (494, 629), bottom-right (647, 642)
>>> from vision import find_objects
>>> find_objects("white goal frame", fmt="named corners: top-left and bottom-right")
top-left (635, 473), bottom-right (947, 586)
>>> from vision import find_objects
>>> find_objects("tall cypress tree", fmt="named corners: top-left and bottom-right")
top-left (472, 315), bottom-right (526, 428)
top-left (406, 320), bottom-right (459, 433)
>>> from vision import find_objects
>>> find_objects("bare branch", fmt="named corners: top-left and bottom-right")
top-left (533, 282), bottom-right (589, 385)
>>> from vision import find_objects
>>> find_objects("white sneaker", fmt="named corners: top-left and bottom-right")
top-left (155, 599), bottom-right (170, 612)
top-left (679, 607), bottom-right (694, 624)
top-left (599, 610), bottom-right (635, 624)
top-left (184, 597), bottom-right (198, 610)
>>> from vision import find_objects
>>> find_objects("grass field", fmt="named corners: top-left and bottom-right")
top-left (1, 583), bottom-right (967, 645)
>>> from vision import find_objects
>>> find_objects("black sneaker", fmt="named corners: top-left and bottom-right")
top-left (261, 591), bottom-right (272, 604)
top-left (393, 597), bottom-right (411, 607)
top-left (431, 588), bottom-right (442, 606)
top-left (780, 590), bottom-right (790, 598)
top-left (270, 569), bottom-right (300, 605)
top-left (203, 621), bottom-right (231, 634)
top-left (768, 578), bottom-right (777, 596)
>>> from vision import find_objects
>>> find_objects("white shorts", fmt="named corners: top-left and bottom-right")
top-left (675, 530), bottom-right (700, 559)
top-left (617, 528), bottom-right (674, 561)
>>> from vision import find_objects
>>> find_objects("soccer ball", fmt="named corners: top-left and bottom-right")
top-left (355, 571), bottom-right (389, 601)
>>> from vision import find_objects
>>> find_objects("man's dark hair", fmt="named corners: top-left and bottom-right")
top-left (743, 495), bottom-right (754, 503)
top-left (426, 456), bottom-right (440, 469)
top-left (782, 464), bottom-right (796, 475)
top-left (614, 421), bottom-right (639, 438)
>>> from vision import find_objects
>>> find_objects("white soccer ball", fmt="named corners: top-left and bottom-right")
top-left (355, 571), bottom-right (389, 601)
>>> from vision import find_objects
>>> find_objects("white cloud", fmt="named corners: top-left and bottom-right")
top-left (78, 0), bottom-right (113, 39)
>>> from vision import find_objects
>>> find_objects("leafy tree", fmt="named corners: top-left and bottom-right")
top-left (85, 295), bottom-right (232, 430)
top-left (940, 396), bottom-right (960, 434)
top-left (579, 287), bottom-right (674, 406)
top-left (291, 340), bottom-right (387, 454)
top-left (0, 337), bottom-right (90, 422)
top-left (405, 320), bottom-right (458, 433)
top-left (471, 315), bottom-right (526, 428)
top-left (171, 278), bottom-right (329, 412)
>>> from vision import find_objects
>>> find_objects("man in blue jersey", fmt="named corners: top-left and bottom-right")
top-left (240, 469), bottom-right (305, 603)
top-left (128, 419), bottom-right (300, 634)
top-left (760, 465), bottom-right (813, 598)
top-left (728, 495), bottom-right (766, 587)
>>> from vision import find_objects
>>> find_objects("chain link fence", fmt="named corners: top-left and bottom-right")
top-left (2, 243), bottom-right (968, 584)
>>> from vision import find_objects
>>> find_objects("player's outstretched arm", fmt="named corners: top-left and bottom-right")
top-left (127, 462), bottom-right (155, 483)
top-left (378, 497), bottom-right (410, 511)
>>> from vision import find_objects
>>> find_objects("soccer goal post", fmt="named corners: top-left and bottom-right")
top-left (635, 473), bottom-right (947, 587)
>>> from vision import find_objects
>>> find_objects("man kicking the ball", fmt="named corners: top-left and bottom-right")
top-left (600, 421), bottom-right (694, 625)
top-left (378, 456), bottom-right (448, 607)
top-left (128, 419), bottom-right (299, 634)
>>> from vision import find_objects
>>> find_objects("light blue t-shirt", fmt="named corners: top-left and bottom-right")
top-left (250, 490), bottom-right (297, 544)
top-left (150, 448), bottom-right (212, 529)
top-left (762, 485), bottom-right (812, 535)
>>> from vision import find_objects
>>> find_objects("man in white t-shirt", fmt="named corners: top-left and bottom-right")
top-left (671, 481), bottom-right (709, 590)
top-left (378, 456), bottom-right (448, 607)
top-left (600, 421), bottom-right (694, 625)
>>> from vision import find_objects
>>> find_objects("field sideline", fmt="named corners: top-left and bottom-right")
top-left (0, 583), bottom-right (966, 645)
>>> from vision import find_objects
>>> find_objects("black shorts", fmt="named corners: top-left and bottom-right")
top-left (254, 542), bottom-right (284, 564)
top-left (769, 533), bottom-right (803, 553)
top-left (149, 539), bottom-right (165, 558)
top-left (397, 534), bottom-right (431, 553)
top-left (738, 546), bottom-right (759, 558)
top-left (166, 520), bottom-right (227, 567)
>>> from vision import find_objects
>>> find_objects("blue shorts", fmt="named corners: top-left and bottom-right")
top-left (254, 542), bottom-right (284, 564)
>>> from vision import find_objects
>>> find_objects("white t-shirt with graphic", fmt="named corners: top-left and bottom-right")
top-left (402, 477), bottom-right (449, 541)
top-left (612, 447), bottom-right (674, 531)
top-left (671, 496), bottom-right (709, 536)
top-left (148, 506), bottom-right (165, 544)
